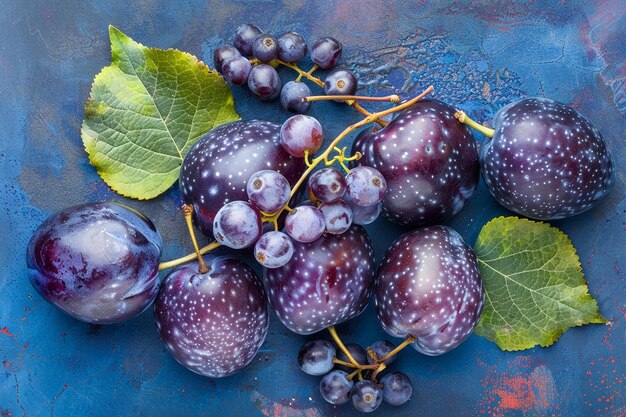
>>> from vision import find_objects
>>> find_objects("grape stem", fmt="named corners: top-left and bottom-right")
top-left (304, 94), bottom-right (400, 103)
top-left (157, 86), bottom-right (434, 272)
top-left (328, 326), bottom-right (360, 367)
top-left (454, 110), bottom-right (495, 138)
top-left (178, 205), bottom-right (209, 273)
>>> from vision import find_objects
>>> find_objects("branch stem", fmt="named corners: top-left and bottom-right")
top-left (454, 110), bottom-right (495, 138)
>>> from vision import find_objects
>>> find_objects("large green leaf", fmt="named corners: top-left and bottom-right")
top-left (474, 216), bottom-right (606, 351)
top-left (82, 26), bottom-right (239, 199)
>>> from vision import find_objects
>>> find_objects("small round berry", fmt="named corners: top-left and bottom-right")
top-left (277, 31), bottom-right (308, 63)
top-left (285, 205), bottom-right (325, 243)
top-left (222, 56), bottom-right (252, 85)
top-left (351, 202), bottom-right (381, 225)
top-left (366, 340), bottom-right (396, 365)
top-left (252, 34), bottom-right (279, 62)
top-left (351, 380), bottom-right (383, 412)
top-left (345, 166), bottom-right (387, 207)
top-left (254, 231), bottom-right (294, 268)
top-left (308, 167), bottom-right (346, 203)
top-left (320, 370), bottom-right (354, 405)
top-left (213, 201), bottom-right (262, 249)
top-left (248, 64), bottom-right (281, 101)
top-left (319, 200), bottom-right (353, 235)
top-left (246, 170), bottom-right (291, 214)
top-left (324, 69), bottom-right (357, 98)
top-left (213, 45), bottom-right (241, 74)
top-left (280, 115), bottom-right (324, 157)
top-left (234, 23), bottom-right (263, 56)
top-left (298, 340), bottom-right (336, 376)
top-left (311, 37), bottom-right (342, 69)
top-left (280, 81), bottom-right (311, 113)
top-left (380, 372), bottom-right (413, 406)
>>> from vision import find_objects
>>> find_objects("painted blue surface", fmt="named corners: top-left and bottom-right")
top-left (1, 1), bottom-right (624, 416)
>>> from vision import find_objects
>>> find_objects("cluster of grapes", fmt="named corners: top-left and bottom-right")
top-left (298, 339), bottom-right (413, 412)
top-left (213, 23), bottom-right (357, 113)
top-left (211, 112), bottom-right (386, 269)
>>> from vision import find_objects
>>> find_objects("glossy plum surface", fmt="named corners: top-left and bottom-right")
top-left (180, 120), bottom-right (306, 238)
top-left (481, 97), bottom-right (614, 220)
top-left (375, 226), bottom-right (483, 355)
top-left (352, 99), bottom-right (479, 226)
top-left (154, 256), bottom-right (268, 378)
top-left (26, 202), bottom-right (163, 324)
top-left (264, 225), bottom-right (375, 335)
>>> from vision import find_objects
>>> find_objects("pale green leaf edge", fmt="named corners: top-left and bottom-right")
top-left (474, 216), bottom-right (607, 352)
top-left (81, 25), bottom-right (239, 200)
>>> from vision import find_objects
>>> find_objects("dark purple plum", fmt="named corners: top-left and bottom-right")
top-left (180, 120), bottom-right (306, 238)
top-left (479, 97), bottom-right (614, 220)
top-left (26, 202), bottom-right (162, 324)
top-left (154, 255), bottom-right (268, 378)
top-left (352, 99), bottom-right (479, 226)
top-left (264, 225), bottom-right (375, 335)
top-left (375, 226), bottom-right (483, 355)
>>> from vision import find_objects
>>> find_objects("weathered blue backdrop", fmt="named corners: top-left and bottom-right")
top-left (1, 1), bottom-right (624, 416)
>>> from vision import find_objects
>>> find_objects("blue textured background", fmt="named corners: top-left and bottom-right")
top-left (1, 1), bottom-right (624, 416)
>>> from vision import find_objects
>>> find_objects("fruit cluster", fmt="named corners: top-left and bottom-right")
top-left (214, 23), bottom-right (356, 114)
top-left (26, 22), bottom-right (615, 413)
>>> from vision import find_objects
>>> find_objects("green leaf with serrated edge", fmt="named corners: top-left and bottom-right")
top-left (81, 26), bottom-right (239, 200)
top-left (474, 216), bottom-right (606, 351)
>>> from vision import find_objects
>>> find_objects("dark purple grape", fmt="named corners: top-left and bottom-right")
top-left (366, 340), bottom-right (396, 365)
top-left (280, 81), bottom-right (311, 113)
top-left (213, 201), bottom-right (262, 249)
top-left (311, 37), bottom-right (342, 69)
top-left (335, 343), bottom-right (368, 372)
top-left (319, 199), bottom-right (352, 235)
top-left (351, 380), bottom-right (383, 413)
top-left (264, 225), bottom-right (375, 335)
top-left (320, 370), bottom-right (354, 405)
top-left (324, 69), bottom-right (357, 98)
top-left (26, 202), bottom-right (162, 324)
top-left (246, 169), bottom-right (291, 213)
top-left (298, 339), bottom-right (336, 376)
top-left (234, 23), bottom-right (263, 56)
top-left (254, 231), bottom-right (294, 268)
top-left (252, 34), bottom-right (279, 62)
top-left (380, 372), bottom-right (413, 406)
top-left (278, 31), bottom-right (307, 62)
top-left (350, 202), bottom-right (381, 225)
top-left (345, 166), bottom-right (387, 207)
top-left (352, 99), bottom-right (479, 226)
top-left (213, 45), bottom-right (241, 73)
top-left (308, 167), bottom-right (346, 203)
top-left (284, 205), bottom-right (325, 243)
top-left (180, 120), bottom-right (306, 239)
top-left (480, 97), bottom-right (614, 220)
top-left (375, 226), bottom-right (484, 355)
top-left (154, 256), bottom-right (268, 377)
top-left (248, 64), bottom-right (281, 101)
top-left (280, 114), bottom-right (324, 157)
top-left (222, 56), bottom-right (252, 85)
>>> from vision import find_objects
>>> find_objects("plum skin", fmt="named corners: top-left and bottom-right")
top-left (481, 97), bottom-right (615, 220)
top-left (26, 202), bottom-right (163, 324)
top-left (352, 99), bottom-right (479, 227)
top-left (375, 225), bottom-right (483, 355)
top-left (154, 256), bottom-right (269, 378)
top-left (264, 225), bottom-right (376, 335)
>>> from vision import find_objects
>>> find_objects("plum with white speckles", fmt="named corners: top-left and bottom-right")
top-left (480, 97), bottom-right (614, 220)
top-left (352, 99), bottom-right (479, 226)
top-left (375, 226), bottom-right (483, 356)
top-left (264, 225), bottom-right (375, 335)
top-left (26, 202), bottom-right (162, 324)
top-left (180, 120), bottom-right (306, 239)
top-left (154, 255), bottom-right (268, 378)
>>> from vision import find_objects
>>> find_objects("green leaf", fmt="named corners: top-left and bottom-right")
top-left (474, 216), bottom-right (606, 351)
top-left (81, 26), bottom-right (240, 199)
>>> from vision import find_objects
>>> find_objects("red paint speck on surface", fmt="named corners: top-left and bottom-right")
top-left (252, 392), bottom-right (322, 417)
top-left (0, 327), bottom-right (14, 337)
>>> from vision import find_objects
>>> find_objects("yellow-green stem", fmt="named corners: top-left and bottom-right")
top-left (328, 326), bottom-right (360, 367)
top-left (158, 241), bottom-right (221, 271)
top-left (454, 110), bottom-right (495, 138)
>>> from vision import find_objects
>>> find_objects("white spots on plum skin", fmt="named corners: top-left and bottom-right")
top-left (374, 226), bottom-right (484, 356)
top-left (154, 257), bottom-right (269, 378)
top-left (482, 98), bottom-right (614, 220)
top-left (352, 99), bottom-right (479, 227)
top-left (264, 226), bottom-right (375, 335)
